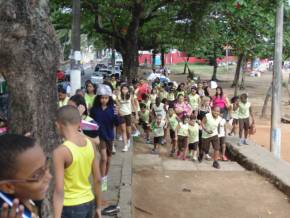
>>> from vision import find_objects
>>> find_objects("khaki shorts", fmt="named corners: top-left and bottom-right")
top-left (178, 135), bottom-right (188, 151)
top-left (239, 118), bottom-right (250, 131)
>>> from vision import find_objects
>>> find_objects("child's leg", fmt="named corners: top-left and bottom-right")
top-left (99, 141), bottom-right (108, 177)
top-left (213, 136), bottom-right (220, 161)
top-left (244, 118), bottom-right (250, 140)
top-left (120, 123), bottom-right (128, 145)
top-left (239, 119), bottom-right (244, 139)
top-left (106, 154), bottom-right (112, 176)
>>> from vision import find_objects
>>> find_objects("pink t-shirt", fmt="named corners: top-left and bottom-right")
top-left (174, 102), bottom-right (192, 118)
top-left (212, 96), bottom-right (227, 109)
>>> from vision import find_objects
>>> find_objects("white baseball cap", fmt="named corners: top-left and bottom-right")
top-left (97, 84), bottom-right (112, 96)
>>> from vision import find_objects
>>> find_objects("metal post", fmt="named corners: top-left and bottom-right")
top-left (270, 0), bottom-right (284, 158)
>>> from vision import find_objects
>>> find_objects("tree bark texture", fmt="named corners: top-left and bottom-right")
top-left (0, 1), bottom-right (60, 217)
top-left (183, 55), bottom-right (190, 74)
top-left (232, 53), bottom-right (244, 87)
top-left (161, 48), bottom-right (165, 67)
top-left (211, 57), bottom-right (218, 81)
top-left (261, 85), bottom-right (272, 118)
top-left (152, 49), bottom-right (157, 69)
top-left (239, 61), bottom-right (247, 90)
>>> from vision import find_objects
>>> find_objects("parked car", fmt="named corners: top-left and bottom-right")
top-left (91, 72), bottom-right (104, 84)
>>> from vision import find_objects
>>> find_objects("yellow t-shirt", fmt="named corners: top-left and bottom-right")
top-left (178, 122), bottom-right (189, 137)
top-left (238, 102), bottom-right (251, 119)
top-left (168, 93), bottom-right (175, 101)
top-left (231, 103), bottom-right (239, 119)
top-left (142, 100), bottom-right (151, 110)
top-left (63, 138), bottom-right (95, 206)
top-left (202, 113), bottom-right (222, 139)
top-left (58, 97), bottom-right (69, 108)
top-left (159, 91), bottom-right (168, 100)
top-left (188, 123), bottom-right (199, 144)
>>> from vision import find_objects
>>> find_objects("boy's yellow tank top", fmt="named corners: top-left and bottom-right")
top-left (63, 138), bottom-right (95, 206)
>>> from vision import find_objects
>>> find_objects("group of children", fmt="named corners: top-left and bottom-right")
top-left (0, 73), bottom-right (255, 218)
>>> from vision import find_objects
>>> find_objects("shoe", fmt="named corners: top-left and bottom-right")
top-left (192, 155), bottom-right (198, 162)
top-left (243, 139), bottom-right (249, 145)
top-left (151, 149), bottom-right (159, 155)
top-left (213, 161), bottom-right (220, 169)
top-left (112, 144), bottom-right (116, 154)
top-left (238, 139), bottom-right (243, 146)
top-left (205, 154), bottom-right (212, 160)
top-left (132, 131), bottom-right (140, 137)
top-left (101, 205), bottom-right (120, 216)
top-left (122, 145), bottom-right (129, 152)
top-left (222, 155), bottom-right (228, 161)
top-left (198, 153), bottom-right (203, 163)
top-left (146, 139), bottom-right (152, 144)
top-left (102, 177), bottom-right (108, 192)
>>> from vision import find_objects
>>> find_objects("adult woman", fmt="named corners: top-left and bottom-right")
top-left (84, 81), bottom-right (97, 111)
top-left (174, 94), bottom-right (192, 119)
top-left (212, 86), bottom-right (229, 119)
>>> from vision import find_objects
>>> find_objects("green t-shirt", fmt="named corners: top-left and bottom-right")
top-left (85, 94), bottom-right (96, 109)
top-left (188, 94), bottom-right (200, 110)
top-left (177, 122), bottom-right (189, 137)
top-left (188, 123), bottom-right (199, 143)
top-left (202, 113), bottom-right (222, 139)
top-left (139, 110), bottom-right (150, 123)
top-left (169, 114), bottom-right (179, 130)
top-left (238, 102), bottom-right (251, 119)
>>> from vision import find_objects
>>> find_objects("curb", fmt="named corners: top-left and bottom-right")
top-left (117, 143), bottom-right (133, 218)
top-left (226, 136), bottom-right (290, 196)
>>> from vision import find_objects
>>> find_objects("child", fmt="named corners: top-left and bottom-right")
top-left (139, 103), bottom-right (151, 143)
top-left (238, 93), bottom-right (255, 145)
top-left (53, 106), bottom-right (101, 218)
top-left (218, 110), bottom-right (228, 161)
top-left (84, 81), bottom-right (96, 111)
top-left (188, 86), bottom-right (201, 115)
top-left (229, 96), bottom-right (239, 136)
top-left (168, 108), bottom-right (179, 156)
top-left (0, 134), bottom-right (52, 218)
top-left (200, 106), bottom-right (222, 169)
top-left (188, 114), bottom-right (199, 161)
top-left (152, 97), bottom-right (166, 120)
top-left (176, 115), bottom-right (190, 160)
top-left (90, 84), bottom-right (121, 192)
top-left (58, 86), bottom-right (69, 108)
top-left (167, 87), bottom-right (176, 108)
top-left (150, 87), bottom-right (158, 106)
top-left (141, 94), bottom-right (151, 110)
top-left (151, 115), bottom-right (166, 154)
top-left (158, 85), bottom-right (168, 101)
top-left (116, 84), bottom-right (138, 152)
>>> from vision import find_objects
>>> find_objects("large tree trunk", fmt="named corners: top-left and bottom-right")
top-left (183, 55), bottom-right (190, 74)
top-left (211, 57), bottom-right (218, 81)
top-left (121, 46), bottom-right (139, 82)
top-left (239, 61), bottom-right (247, 90)
top-left (152, 49), bottom-right (157, 69)
top-left (261, 85), bottom-right (272, 118)
top-left (161, 48), bottom-right (165, 67)
top-left (0, 1), bottom-right (60, 217)
top-left (232, 53), bottom-right (244, 88)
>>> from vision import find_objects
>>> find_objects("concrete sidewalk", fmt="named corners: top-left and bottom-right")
top-left (226, 136), bottom-right (290, 196)
top-left (103, 141), bottom-right (133, 218)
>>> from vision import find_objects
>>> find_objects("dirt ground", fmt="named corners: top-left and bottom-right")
top-left (133, 67), bottom-right (290, 218)
top-left (133, 141), bottom-right (290, 218)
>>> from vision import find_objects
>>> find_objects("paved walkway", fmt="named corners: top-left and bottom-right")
top-left (102, 141), bottom-right (132, 218)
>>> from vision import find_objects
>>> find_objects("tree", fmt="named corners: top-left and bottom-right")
top-left (0, 1), bottom-right (60, 217)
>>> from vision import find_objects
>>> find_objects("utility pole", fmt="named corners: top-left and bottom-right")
top-left (270, 0), bottom-right (284, 158)
top-left (70, 0), bottom-right (81, 95)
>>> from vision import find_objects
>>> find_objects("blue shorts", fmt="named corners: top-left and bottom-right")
top-left (62, 201), bottom-right (95, 218)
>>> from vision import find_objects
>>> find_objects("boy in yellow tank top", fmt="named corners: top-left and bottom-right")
top-left (53, 106), bottom-right (102, 218)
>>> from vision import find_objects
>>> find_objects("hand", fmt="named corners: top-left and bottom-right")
top-left (78, 105), bottom-right (86, 116)
top-left (94, 208), bottom-right (102, 218)
top-left (135, 114), bottom-right (139, 121)
top-left (1, 199), bottom-right (24, 218)
top-left (114, 105), bottom-right (120, 115)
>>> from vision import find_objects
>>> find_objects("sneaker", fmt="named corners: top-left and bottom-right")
top-left (192, 153), bottom-right (198, 161)
top-left (198, 153), bottom-right (203, 163)
top-left (238, 139), bottom-right (243, 146)
top-left (112, 144), bottom-right (116, 154)
top-left (243, 139), bottom-right (249, 145)
top-left (132, 131), bottom-right (140, 137)
top-left (102, 177), bottom-right (108, 192)
top-left (146, 139), bottom-right (152, 144)
top-left (102, 205), bottom-right (120, 216)
top-left (188, 151), bottom-right (193, 158)
top-left (151, 149), bottom-right (159, 155)
top-left (122, 145), bottom-right (129, 152)
top-left (205, 154), bottom-right (212, 160)
top-left (213, 161), bottom-right (220, 169)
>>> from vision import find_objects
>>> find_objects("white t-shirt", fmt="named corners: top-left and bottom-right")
top-left (202, 113), bottom-right (222, 139)
top-left (153, 103), bottom-right (166, 119)
top-left (119, 96), bottom-right (132, 116)
top-left (152, 120), bottom-right (166, 137)
top-left (218, 118), bottom-right (226, 138)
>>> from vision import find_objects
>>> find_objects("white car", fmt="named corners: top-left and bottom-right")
top-left (91, 72), bottom-right (104, 84)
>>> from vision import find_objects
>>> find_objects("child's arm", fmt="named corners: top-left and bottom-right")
top-left (249, 106), bottom-right (255, 124)
top-left (91, 140), bottom-right (102, 218)
top-left (53, 146), bottom-right (68, 218)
